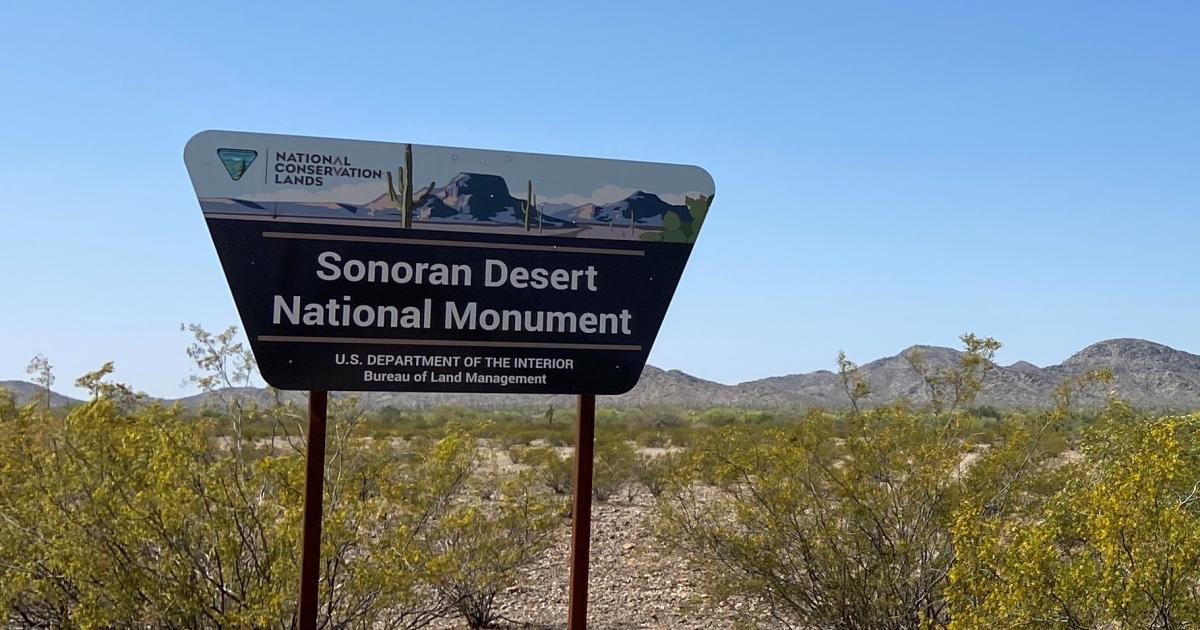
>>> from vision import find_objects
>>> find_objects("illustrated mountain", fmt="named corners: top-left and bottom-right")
top-left (9, 338), bottom-right (1200, 411)
top-left (548, 190), bottom-right (692, 227)
top-left (363, 173), bottom-right (573, 226)
top-left (356, 174), bottom-right (690, 228)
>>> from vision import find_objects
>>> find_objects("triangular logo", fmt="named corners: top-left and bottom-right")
top-left (217, 148), bottom-right (257, 181)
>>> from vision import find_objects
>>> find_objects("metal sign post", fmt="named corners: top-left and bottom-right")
top-left (297, 391), bottom-right (328, 630)
top-left (567, 394), bottom-right (596, 629)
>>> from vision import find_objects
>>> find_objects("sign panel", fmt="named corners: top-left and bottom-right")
top-left (184, 131), bottom-right (714, 394)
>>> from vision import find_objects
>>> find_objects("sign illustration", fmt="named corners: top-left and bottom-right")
top-left (184, 130), bottom-right (715, 394)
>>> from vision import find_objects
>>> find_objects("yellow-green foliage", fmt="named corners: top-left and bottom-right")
top-left (514, 439), bottom-right (655, 503)
top-left (0, 381), bottom-right (560, 628)
top-left (656, 393), bottom-right (1200, 629)
top-left (658, 405), bottom-right (971, 628)
top-left (424, 470), bottom-right (562, 629)
top-left (9, 326), bottom-right (1200, 628)
top-left (631, 451), bottom-right (684, 498)
top-left (592, 437), bottom-right (637, 501)
top-left (512, 445), bottom-right (575, 495)
top-left (949, 404), bottom-right (1200, 628)
top-left (0, 397), bottom-right (304, 627)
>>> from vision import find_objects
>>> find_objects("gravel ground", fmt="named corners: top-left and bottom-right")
top-left (432, 487), bottom-right (776, 630)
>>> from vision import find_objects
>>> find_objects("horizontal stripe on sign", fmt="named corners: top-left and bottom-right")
top-left (257, 335), bottom-right (643, 352)
top-left (202, 213), bottom-right (644, 256)
top-left (261, 231), bottom-right (645, 257)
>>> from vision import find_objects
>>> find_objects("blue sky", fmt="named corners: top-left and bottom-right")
top-left (2, 2), bottom-right (1198, 398)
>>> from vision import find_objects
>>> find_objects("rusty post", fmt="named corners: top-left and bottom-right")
top-left (297, 390), bottom-right (328, 629)
top-left (567, 394), bottom-right (596, 629)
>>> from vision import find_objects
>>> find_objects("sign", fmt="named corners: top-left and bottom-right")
top-left (184, 130), bottom-right (714, 394)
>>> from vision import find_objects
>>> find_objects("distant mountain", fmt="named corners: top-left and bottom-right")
top-left (8, 339), bottom-right (1200, 411)
top-left (741, 338), bottom-right (1200, 410)
top-left (550, 190), bottom-right (690, 227)
top-left (1006, 360), bottom-right (1041, 373)
top-left (1, 380), bottom-right (81, 407)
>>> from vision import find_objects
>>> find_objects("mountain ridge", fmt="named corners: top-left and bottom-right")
top-left (7, 338), bottom-right (1200, 411)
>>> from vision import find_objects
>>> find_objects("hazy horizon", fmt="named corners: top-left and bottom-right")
top-left (3, 334), bottom-right (1192, 401)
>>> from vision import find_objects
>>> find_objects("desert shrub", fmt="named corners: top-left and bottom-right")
top-left (513, 438), bottom-right (639, 502)
top-left (645, 408), bottom-right (690, 428)
top-left (513, 439), bottom-right (643, 502)
top-left (742, 410), bottom-right (775, 425)
top-left (968, 404), bottom-right (1003, 421)
top-left (658, 405), bottom-right (974, 628)
top-left (697, 407), bottom-right (742, 427)
top-left (631, 451), bottom-right (684, 498)
top-left (596, 407), bottom-right (692, 433)
top-left (424, 470), bottom-right (563, 629)
top-left (513, 445), bottom-right (574, 495)
top-left (633, 428), bottom-right (670, 448)
top-left (0, 390), bottom-right (472, 627)
top-left (661, 425), bottom-right (696, 447)
top-left (592, 438), bottom-right (637, 502)
top-left (482, 421), bottom-right (573, 449)
top-left (0, 387), bottom-right (14, 418)
top-left (0, 329), bottom-right (563, 628)
top-left (595, 407), bottom-right (629, 427)
top-left (654, 341), bottom-right (1134, 629)
top-left (949, 403), bottom-right (1200, 628)
top-left (0, 381), bottom-right (560, 629)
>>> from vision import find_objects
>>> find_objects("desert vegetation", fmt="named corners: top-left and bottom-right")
top-left (3, 332), bottom-right (1200, 628)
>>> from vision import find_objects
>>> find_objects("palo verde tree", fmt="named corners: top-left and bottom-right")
top-left (906, 333), bottom-right (1002, 421)
top-left (837, 349), bottom-right (871, 414)
top-left (23, 354), bottom-right (53, 411)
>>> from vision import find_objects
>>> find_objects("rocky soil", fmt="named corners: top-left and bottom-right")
top-left (431, 488), bottom-right (774, 629)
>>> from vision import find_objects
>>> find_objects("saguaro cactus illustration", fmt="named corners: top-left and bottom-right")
top-left (386, 144), bottom-right (415, 228)
top-left (523, 179), bottom-right (537, 232)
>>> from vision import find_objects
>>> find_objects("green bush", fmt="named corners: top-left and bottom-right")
top-left (15, 328), bottom-right (1193, 628)
top-left (512, 445), bottom-right (574, 495)
top-left (657, 405), bottom-right (975, 628)
top-left (0, 334), bottom-right (565, 629)
top-left (631, 451), bottom-right (684, 497)
top-left (424, 471), bottom-right (563, 629)
top-left (0, 394), bottom-right (450, 626)
top-left (633, 428), bottom-right (670, 448)
top-left (592, 438), bottom-right (637, 502)
top-left (950, 404), bottom-right (1200, 628)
